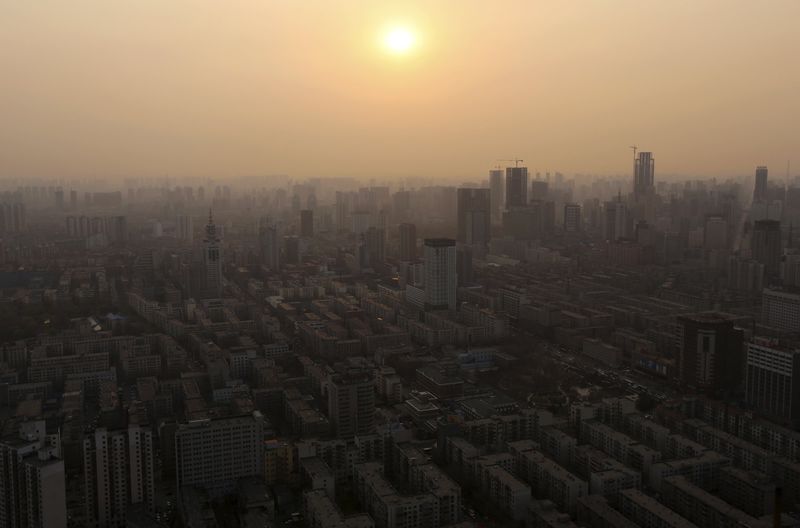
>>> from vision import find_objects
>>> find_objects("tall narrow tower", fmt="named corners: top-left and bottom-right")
top-left (202, 210), bottom-right (223, 298)
top-left (633, 152), bottom-right (655, 197)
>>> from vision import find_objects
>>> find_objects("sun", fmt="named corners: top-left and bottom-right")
top-left (384, 27), bottom-right (415, 54)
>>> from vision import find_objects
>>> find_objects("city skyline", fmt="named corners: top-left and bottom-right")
top-left (2, 1), bottom-right (799, 180)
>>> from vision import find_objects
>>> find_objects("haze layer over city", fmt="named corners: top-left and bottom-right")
top-left (2, 3), bottom-right (800, 528)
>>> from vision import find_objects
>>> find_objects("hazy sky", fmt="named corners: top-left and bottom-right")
top-left (1, 1), bottom-right (798, 181)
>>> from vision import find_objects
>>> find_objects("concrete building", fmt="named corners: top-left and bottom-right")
top-left (399, 223), bottom-right (417, 262)
top-left (677, 313), bottom-right (744, 392)
top-left (563, 203), bottom-right (581, 233)
top-left (328, 369), bottom-right (376, 440)
top-left (762, 289), bottom-right (800, 332)
top-left (201, 211), bottom-right (223, 299)
top-left (745, 338), bottom-right (800, 428)
top-left (489, 168), bottom-right (505, 225)
top-left (174, 412), bottom-right (266, 495)
top-left (456, 188), bottom-right (491, 246)
top-left (633, 152), bottom-right (655, 197)
top-left (423, 239), bottom-right (457, 311)
top-left (505, 166), bottom-right (529, 208)
top-left (82, 425), bottom-right (155, 528)
top-left (0, 421), bottom-right (66, 528)
top-left (752, 219), bottom-right (782, 278)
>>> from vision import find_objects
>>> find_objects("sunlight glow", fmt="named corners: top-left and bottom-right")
top-left (384, 27), bottom-right (415, 54)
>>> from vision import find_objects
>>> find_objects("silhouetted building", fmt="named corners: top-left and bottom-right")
top-left (424, 238), bottom-right (457, 310)
top-left (201, 211), bottom-right (223, 299)
top-left (260, 225), bottom-right (280, 271)
top-left (633, 151), bottom-right (655, 197)
top-left (457, 188), bottom-right (491, 245)
top-left (564, 203), bottom-right (581, 233)
top-left (399, 223), bottom-right (417, 262)
top-left (489, 168), bottom-right (505, 225)
top-left (284, 235), bottom-right (301, 266)
top-left (177, 215), bottom-right (193, 243)
top-left (505, 166), bottom-right (528, 207)
top-left (603, 198), bottom-right (628, 241)
top-left (753, 166), bottom-right (768, 202)
top-left (677, 313), bottom-right (744, 392)
top-left (300, 209), bottom-right (314, 238)
top-left (457, 245), bottom-right (473, 286)
top-left (365, 227), bottom-right (386, 268)
top-left (752, 219), bottom-right (781, 278)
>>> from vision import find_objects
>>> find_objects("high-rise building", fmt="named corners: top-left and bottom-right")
top-left (456, 245), bottom-right (473, 286)
top-left (364, 227), bottom-right (386, 268)
top-left (300, 209), bottom-right (314, 238)
top-left (0, 421), bottom-right (67, 528)
top-left (564, 203), bottom-right (581, 233)
top-left (603, 198), bottom-right (628, 241)
top-left (327, 370), bottom-right (375, 440)
top-left (259, 225), bottom-right (280, 271)
top-left (633, 152), bottom-right (655, 197)
top-left (753, 166), bottom-right (768, 202)
top-left (505, 166), bottom-right (529, 208)
top-left (177, 215), bottom-right (193, 243)
top-left (399, 223), bottom-right (417, 262)
top-left (424, 238), bottom-right (457, 310)
top-left (82, 426), bottom-right (155, 527)
top-left (456, 188), bottom-right (491, 245)
top-left (174, 413), bottom-right (266, 493)
top-left (489, 169), bottom-right (505, 225)
top-left (677, 313), bottom-right (744, 392)
top-left (762, 288), bottom-right (800, 332)
top-left (745, 338), bottom-right (800, 427)
top-left (284, 235), bottom-right (301, 265)
top-left (201, 211), bottom-right (223, 299)
top-left (752, 219), bottom-right (781, 278)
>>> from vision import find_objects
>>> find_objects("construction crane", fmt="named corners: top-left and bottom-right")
top-left (629, 145), bottom-right (638, 160)
top-left (497, 158), bottom-right (524, 167)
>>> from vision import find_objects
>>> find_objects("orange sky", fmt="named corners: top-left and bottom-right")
top-left (1, 1), bottom-right (798, 181)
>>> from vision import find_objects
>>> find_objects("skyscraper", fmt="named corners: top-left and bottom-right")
top-left (327, 369), bottom-right (376, 440)
top-left (456, 188), bottom-right (491, 245)
top-left (677, 312), bottom-right (744, 392)
top-left (201, 210), bottom-right (223, 299)
top-left (752, 219), bottom-right (781, 278)
top-left (82, 425), bottom-right (155, 527)
top-left (489, 169), bottom-right (505, 225)
top-left (364, 227), bottom-right (386, 268)
top-left (399, 223), bottom-right (417, 262)
top-left (633, 151), bottom-right (655, 197)
top-left (300, 209), bottom-right (314, 238)
top-left (424, 238), bottom-right (457, 310)
top-left (753, 166), bottom-right (768, 202)
top-left (505, 166), bottom-right (529, 208)
top-left (177, 215), bottom-right (193, 243)
top-left (259, 224), bottom-right (280, 271)
top-left (284, 235), bottom-right (301, 265)
top-left (603, 198), bottom-right (628, 241)
top-left (564, 203), bottom-right (581, 232)
top-left (0, 421), bottom-right (66, 528)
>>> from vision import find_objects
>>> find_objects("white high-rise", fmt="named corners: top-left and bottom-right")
top-left (424, 238), bottom-right (457, 310)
